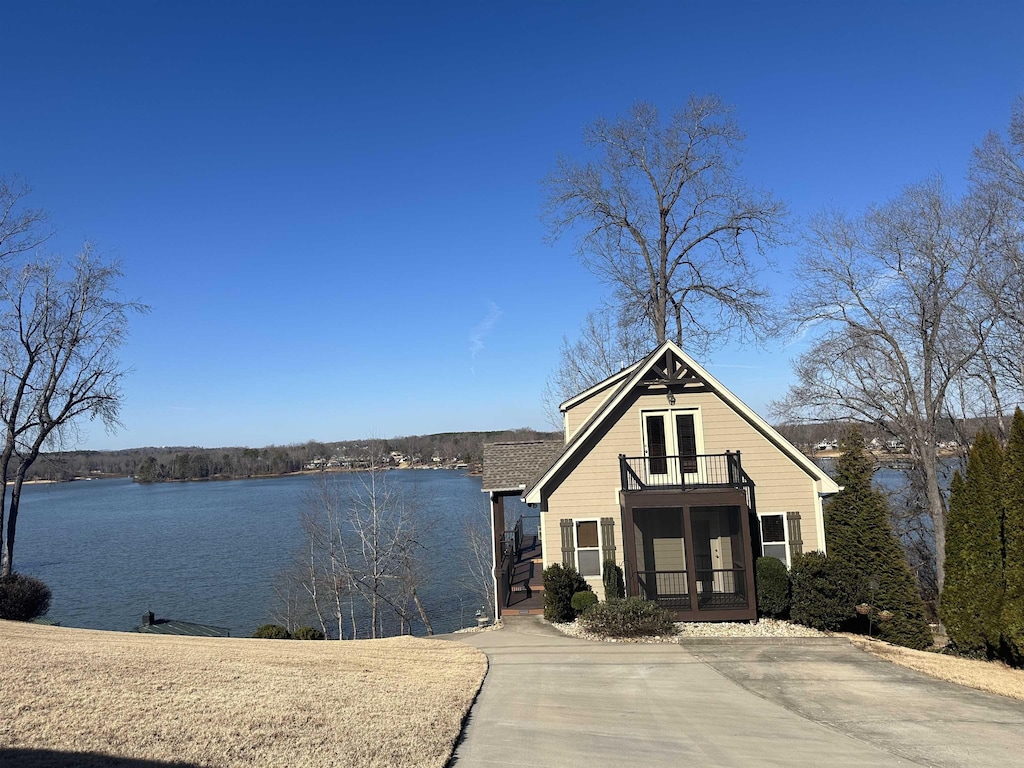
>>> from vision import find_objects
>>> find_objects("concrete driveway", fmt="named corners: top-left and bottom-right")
top-left (447, 617), bottom-right (1024, 767)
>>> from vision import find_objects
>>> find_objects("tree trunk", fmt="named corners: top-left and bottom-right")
top-left (412, 586), bottom-right (433, 635)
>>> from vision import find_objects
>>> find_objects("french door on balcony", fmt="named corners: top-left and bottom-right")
top-left (642, 408), bottom-right (704, 485)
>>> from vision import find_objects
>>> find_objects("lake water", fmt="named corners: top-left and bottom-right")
top-left (14, 470), bottom-right (492, 637)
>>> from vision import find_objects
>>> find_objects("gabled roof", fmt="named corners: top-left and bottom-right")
top-left (559, 358), bottom-right (643, 412)
top-left (524, 340), bottom-right (840, 503)
top-left (482, 440), bottom-right (565, 493)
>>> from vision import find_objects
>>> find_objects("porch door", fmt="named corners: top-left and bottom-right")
top-left (642, 409), bottom-right (703, 484)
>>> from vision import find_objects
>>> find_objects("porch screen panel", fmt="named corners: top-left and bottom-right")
top-left (675, 413), bottom-right (698, 473)
top-left (646, 415), bottom-right (668, 475)
top-left (691, 506), bottom-right (747, 611)
top-left (632, 508), bottom-right (687, 606)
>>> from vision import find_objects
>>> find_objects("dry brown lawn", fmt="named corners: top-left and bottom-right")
top-left (0, 620), bottom-right (486, 768)
top-left (845, 634), bottom-right (1024, 701)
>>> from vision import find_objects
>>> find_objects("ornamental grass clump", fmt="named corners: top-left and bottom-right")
top-left (542, 563), bottom-right (591, 622)
top-left (579, 597), bottom-right (675, 638)
top-left (0, 573), bottom-right (51, 622)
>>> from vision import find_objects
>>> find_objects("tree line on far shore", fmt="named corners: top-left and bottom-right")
top-left (19, 427), bottom-right (560, 483)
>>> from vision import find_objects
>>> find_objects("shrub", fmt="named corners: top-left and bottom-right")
top-left (603, 560), bottom-right (625, 600)
top-left (755, 556), bottom-right (790, 618)
top-left (252, 623), bottom-right (291, 639)
top-left (825, 428), bottom-right (932, 650)
top-left (292, 625), bottom-right (326, 640)
top-left (579, 597), bottom-right (675, 638)
top-left (1002, 408), bottom-right (1024, 666)
top-left (789, 552), bottom-right (858, 631)
top-left (571, 590), bottom-right (599, 614)
top-left (543, 563), bottom-right (591, 622)
top-left (0, 573), bottom-right (52, 622)
top-left (943, 431), bottom-right (1004, 658)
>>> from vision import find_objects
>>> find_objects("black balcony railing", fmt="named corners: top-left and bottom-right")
top-left (619, 452), bottom-right (747, 491)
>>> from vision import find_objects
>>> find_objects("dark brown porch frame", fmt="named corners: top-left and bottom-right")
top-left (619, 488), bottom-right (758, 622)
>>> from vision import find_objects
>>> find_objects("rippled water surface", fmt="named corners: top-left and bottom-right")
top-left (14, 470), bottom-right (489, 637)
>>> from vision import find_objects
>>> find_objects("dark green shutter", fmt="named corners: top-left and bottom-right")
top-left (600, 517), bottom-right (616, 565)
top-left (786, 511), bottom-right (803, 555)
top-left (560, 519), bottom-right (575, 566)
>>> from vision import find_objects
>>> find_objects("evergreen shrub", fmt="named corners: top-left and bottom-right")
top-left (579, 597), bottom-right (675, 638)
top-left (1002, 409), bottom-right (1024, 667)
top-left (542, 563), bottom-right (591, 622)
top-left (825, 427), bottom-right (932, 649)
top-left (942, 431), bottom-right (1004, 658)
top-left (571, 590), bottom-right (599, 614)
top-left (0, 573), bottom-right (51, 622)
top-left (789, 552), bottom-right (858, 631)
top-left (755, 556), bottom-right (790, 618)
top-left (603, 560), bottom-right (626, 600)
top-left (252, 623), bottom-right (291, 639)
top-left (292, 625), bottom-right (326, 640)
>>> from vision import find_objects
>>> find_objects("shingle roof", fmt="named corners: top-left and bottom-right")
top-left (482, 440), bottom-right (565, 493)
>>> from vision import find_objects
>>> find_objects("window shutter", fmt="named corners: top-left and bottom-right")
top-left (600, 517), bottom-right (616, 565)
top-left (560, 519), bottom-right (575, 566)
top-left (786, 511), bottom-right (803, 555)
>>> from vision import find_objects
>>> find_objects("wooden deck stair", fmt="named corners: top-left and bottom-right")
top-left (505, 533), bottom-right (545, 614)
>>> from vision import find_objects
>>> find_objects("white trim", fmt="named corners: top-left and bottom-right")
top-left (525, 340), bottom-right (840, 504)
top-left (559, 361), bottom-right (642, 411)
top-left (757, 512), bottom-right (791, 567)
top-left (639, 406), bottom-right (706, 483)
top-left (814, 486), bottom-right (828, 555)
top-left (573, 517), bottom-right (603, 578)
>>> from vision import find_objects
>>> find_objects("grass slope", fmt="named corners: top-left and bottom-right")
top-left (0, 621), bottom-right (486, 767)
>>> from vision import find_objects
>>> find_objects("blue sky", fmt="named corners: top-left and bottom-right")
top-left (2, 2), bottom-right (1022, 450)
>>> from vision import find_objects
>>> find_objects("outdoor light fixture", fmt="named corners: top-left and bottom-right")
top-left (667, 392), bottom-right (676, 405)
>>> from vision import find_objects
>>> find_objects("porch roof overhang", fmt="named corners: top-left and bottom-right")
top-left (482, 440), bottom-right (565, 495)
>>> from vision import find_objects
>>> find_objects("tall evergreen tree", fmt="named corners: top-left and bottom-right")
top-left (941, 431), bottom-right (1004, 657)
top-left (825, 427), bottom-right (932, 649)
top-left (1002, 409), bottom-right (1024, 666)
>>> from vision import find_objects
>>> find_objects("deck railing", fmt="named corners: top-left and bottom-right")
top-left (635, 568), bottom-right (749, 611)
top-left (619, 452), bottom-right (746, 491)
top-left (500, 516), bottom-right (526, 608)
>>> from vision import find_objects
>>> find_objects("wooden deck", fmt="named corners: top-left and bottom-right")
top-left (504, 534), bottom-right (544, 615)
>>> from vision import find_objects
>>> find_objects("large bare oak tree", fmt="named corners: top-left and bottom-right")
top-left (543, 97), bottom-right (787, 354)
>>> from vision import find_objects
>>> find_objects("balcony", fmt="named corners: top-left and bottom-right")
top-left (619, 452), bottom-right (748, 492)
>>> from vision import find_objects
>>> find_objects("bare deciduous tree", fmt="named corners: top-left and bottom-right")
top-left (543, 97), bottom-right (787, 351)
top-left (0, 177), bottom-right (51, 263)
top-left (1, 248), bottom-right (146, 576)
top-left (289, 461), bottom-right (432, 639)
top-left (774, 177), bottom-right (1002, 594)
top-left (541, 306), bottom-right (651, 427)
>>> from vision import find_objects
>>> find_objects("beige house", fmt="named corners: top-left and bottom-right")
top-left (482, 340), bottom-right (839, 622)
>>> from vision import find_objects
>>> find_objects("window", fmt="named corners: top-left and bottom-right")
top-left (759, 514), bottom-right (788, 565)
top-left (576, 520), bottom-right (601, 576)
top-left (676, 413), bottom-right (697, 473)
top-left (646, 415), bottom-right (668, 474)
top-left (642, 408), bottom-right (704, 480)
